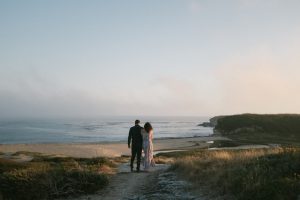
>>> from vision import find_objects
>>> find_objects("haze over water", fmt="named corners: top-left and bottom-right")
top-left (0, 116), bottom-right (213, 144)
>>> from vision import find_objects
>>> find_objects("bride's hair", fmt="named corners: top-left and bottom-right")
top-left (144, 122), bottom-right (153, 133)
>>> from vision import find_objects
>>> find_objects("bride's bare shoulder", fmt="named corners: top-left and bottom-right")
top-left (149, 130), bottom-right (154, 135)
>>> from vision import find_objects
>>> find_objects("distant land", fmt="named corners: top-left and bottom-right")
top-left (199, 114), bottom-right (300, 146)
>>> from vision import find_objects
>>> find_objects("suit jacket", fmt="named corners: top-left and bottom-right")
top-left (128, 125), bottom-right (143, 148)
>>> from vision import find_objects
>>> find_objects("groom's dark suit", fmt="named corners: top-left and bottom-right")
top-left (128, 124), bottom-right (143, 171)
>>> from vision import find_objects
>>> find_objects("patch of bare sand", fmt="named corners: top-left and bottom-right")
top-left (0, 152), bottom-right (33, 162)
top-left (69, 164), bottom-right (201, 200)
top-left (0, 136), bottom-right (228, 158)
top-left (68, 164), bottom-right (168, 200)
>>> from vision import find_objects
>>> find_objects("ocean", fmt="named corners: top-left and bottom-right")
top-left (0, 116), bottom-right (213, 144)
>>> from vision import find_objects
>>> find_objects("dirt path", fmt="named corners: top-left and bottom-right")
top-left (72, 164), bottom-right (202, 200)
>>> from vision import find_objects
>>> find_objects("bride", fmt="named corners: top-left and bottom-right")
top-left (142, 122), bottom-right (155, 171)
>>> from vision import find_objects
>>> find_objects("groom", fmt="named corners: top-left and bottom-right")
top-left (128, 119), bottom-right (143, 172)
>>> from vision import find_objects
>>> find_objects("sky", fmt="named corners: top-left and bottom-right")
top-left (1, 0), bottom-right (300, 118)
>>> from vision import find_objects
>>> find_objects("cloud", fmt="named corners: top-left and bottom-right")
top-left (0, 71), bottom-right (210, 117)
top-left (153, 77), bottom-right (203, 113)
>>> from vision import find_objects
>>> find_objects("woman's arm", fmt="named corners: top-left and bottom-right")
top-left (150, 130), bottom-right (153, 141)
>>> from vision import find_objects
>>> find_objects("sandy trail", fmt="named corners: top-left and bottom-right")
top-left (71, 163), bottom-right (201, 200)
top-left (71, 164), bottom-right (164, 200)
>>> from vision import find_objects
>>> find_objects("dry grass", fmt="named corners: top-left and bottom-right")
top-left (0, 153), bottom-right (117, 200)
top-left (170, 148), bottom-right (300, 200)
top-left (154, 156), bottom-right (174, 164)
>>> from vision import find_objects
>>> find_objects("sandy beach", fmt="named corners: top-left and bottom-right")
top-left (0, 136), bottom-right (227, 158)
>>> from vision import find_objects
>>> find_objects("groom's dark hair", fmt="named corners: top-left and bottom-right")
top-left (135, 120), bottom-right (140, 125)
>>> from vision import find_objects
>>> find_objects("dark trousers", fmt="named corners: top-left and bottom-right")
top-left (130, 145), bottom-right (142, 170)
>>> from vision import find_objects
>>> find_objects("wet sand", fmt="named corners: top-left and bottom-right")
top-left (0, 136), bottom-right (228, 158)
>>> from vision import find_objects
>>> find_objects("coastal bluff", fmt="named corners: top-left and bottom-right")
top-left (197, 116), bottom-right (225, 127)
top-left (207, 114), bottom-right (300, 145)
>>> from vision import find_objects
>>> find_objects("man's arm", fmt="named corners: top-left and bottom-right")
top-left (128, 128), bottom-right (132, 148)
top-left (140, 127), bottom-right (143, 145)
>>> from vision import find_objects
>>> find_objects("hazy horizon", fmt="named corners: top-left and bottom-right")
top-left (1, 0), bottom-right (300, 118)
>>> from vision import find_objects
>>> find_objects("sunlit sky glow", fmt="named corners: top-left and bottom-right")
top-left (1, 0), bottom-right (300, 118)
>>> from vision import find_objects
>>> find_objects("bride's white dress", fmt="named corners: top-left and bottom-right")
top-left (142, 129), bottom-right (155, 170)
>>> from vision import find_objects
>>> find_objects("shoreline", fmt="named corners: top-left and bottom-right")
top-left (0, 136), bottom-right (228, 158)
top-left (0, 135), bottom-right (216, 145)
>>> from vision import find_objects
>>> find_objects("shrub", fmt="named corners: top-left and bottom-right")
top-left (0, 155), bottom-right (111, 200)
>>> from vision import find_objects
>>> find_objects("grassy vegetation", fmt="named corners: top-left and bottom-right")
top-left (164, 147), bottom-right (300, 200)
top-left (208, 140), bottom-right (241, 148)
top-left (154, 114), bottom-right (300, 199)
top-left (0, 152), bottom-right (117, 200)
top-left (214, 114), bottom-right (300, 146)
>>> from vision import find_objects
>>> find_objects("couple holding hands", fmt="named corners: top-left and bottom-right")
top-left (128, 120), bottom-right (155, 172)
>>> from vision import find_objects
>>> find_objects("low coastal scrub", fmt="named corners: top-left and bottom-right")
top-left (214, 114), bottom-right (300, 145)
top-left (168, 148), bottom-right (300, 200)
top-left (0, 153), bottom-right (116, 200)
